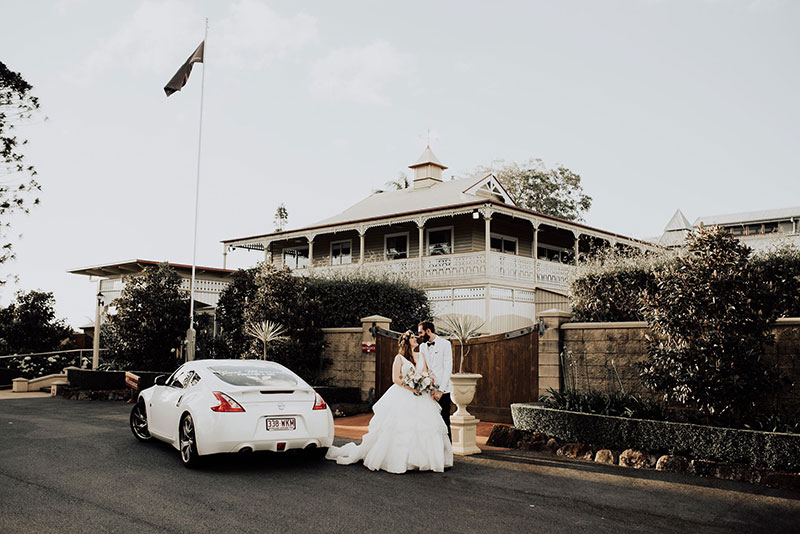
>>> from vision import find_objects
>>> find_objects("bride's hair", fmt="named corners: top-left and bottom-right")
top-left (397, 332), bottom-right (414, 361)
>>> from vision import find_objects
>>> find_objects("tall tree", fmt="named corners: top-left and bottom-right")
top-left (103, 264), bottom-right (189, 371)
top-left (473, 159), bottom-right (592, 221)
top-left (0, 290), bottom-right (73, 377)
top-left (1, 61), bottom-right (42, 281)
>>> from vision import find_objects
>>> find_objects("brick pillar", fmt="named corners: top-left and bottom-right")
top-left (537, 309), bottom-right (572, 398)
top-left (361, 315), bottom-right (391, 402)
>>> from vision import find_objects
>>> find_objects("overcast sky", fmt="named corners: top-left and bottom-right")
top-left (1, 0), bottom-right (798, 328)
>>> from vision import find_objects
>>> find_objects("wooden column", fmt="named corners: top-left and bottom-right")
top-left (359, 230), bottom-right (366, 266)
top-left (418, 224), bottom-right (424, 278)
top-left (532, 224), bottom-right (539, 287)
top-left (307, 237), bottom-right (314, 272)
top-left (574, 232), bottom-right (580, 266)
top-left (483, 211), bottom-right (492, 328)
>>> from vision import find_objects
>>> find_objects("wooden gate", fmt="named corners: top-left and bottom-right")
top-left (373, 326), bottom-right (538, 424)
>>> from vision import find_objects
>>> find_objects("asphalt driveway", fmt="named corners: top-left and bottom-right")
top-left (0, 397), bottom-right (798, 534)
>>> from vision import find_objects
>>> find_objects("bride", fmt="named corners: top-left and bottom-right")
top-left (325, 331), bottom-right (454, 474)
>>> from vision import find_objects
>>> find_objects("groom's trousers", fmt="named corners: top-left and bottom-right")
top-left (438, 393), bottom-right (452, 439)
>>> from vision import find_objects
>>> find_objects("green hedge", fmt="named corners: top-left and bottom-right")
top-left (306, 273), bottom-right (431, 331)
top-left (570, 244), bottom-right (800, 323)
top-left (511, 403), bottom-right (800, 471)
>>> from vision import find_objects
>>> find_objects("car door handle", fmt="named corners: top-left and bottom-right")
top-left (176, 395), bottom-right (183, 407)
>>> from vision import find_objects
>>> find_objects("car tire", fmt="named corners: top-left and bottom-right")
top-left (179, 413), bottom-right (201, 468)
top-left (129, 401), bottom-right (152, 441)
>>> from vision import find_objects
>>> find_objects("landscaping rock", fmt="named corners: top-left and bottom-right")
top-left (619, 449), bottom-right (648, 469)
top-left (557, 442), bottom-right (590, 459)
top-left (713, 463), bottom-right (763, 484)
top-left (487, 425), bottom-right (524, 448)
top-left (594, 449), bottom-right (615, 465)
top-left (545, 438), bottom-right (561, 453)
top-left (656, 455), bottom-right (689, 473)
top-left (689, 459), bottom-right (719, 478)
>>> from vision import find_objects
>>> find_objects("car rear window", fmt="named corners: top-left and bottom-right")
top-left (209, 365), bottom-right (299, 387)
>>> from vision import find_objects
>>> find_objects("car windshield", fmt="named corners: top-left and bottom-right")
top-left (209, 365), bottom-right (299, 387)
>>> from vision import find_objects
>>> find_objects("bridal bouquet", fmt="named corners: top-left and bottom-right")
top-left (402, 369), bottom-right (439, 396)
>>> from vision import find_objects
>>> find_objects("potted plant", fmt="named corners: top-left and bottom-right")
top-left (438, 314), bottom-right (484, 455)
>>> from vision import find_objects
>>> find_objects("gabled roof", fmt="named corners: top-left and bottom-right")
top-left (694, 206), bottom-right (800, 227)
top-left (462, 174), bottom-right (516, 206)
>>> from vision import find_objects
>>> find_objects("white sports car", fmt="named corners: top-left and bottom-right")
top-left (129, 359), bottom-right (334, 467)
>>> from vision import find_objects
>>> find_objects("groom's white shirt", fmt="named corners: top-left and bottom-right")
top-left (421, 335), bottom-right (453, 394)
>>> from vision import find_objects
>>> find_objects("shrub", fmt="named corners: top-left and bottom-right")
top-left (570, 248), bottom-right (670, 322)
top-left (244, 264), bottom-right (327, 382)
top-left (214, 267), bottom-right (259, 359)
top-left (751, 244), bottom-right (800, 318)
top-left (539, 387), bottom-right (665, 420)
top-left (639, 226), bottom-right (786, 426)
top-left (306, 271), bottom-right (431, 331)
top-left (0, 290), bottom-right (74, 378)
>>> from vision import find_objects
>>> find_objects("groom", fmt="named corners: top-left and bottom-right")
top-left (418, 320), bottom-right (452, 438)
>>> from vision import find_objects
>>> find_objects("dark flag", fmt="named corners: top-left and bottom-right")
top-left (164, 41), bottom-right (204, 97)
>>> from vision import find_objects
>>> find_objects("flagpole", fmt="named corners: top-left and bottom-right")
top-left (187, 18), bottom-right (208, 361)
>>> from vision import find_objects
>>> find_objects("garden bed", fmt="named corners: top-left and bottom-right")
top-left (511, 402), bottom-right (800, 471)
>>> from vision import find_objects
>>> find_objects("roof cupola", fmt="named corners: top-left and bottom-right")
top-left (409, 145), bottom-right (447, 189)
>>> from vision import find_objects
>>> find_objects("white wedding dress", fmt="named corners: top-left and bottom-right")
top-left (325, 356), bottom-right (454, 474)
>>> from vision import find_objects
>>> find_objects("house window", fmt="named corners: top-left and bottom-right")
top-left (537, 245), bottom-right (572, 263)
top-left (331, 240), bottom-right (352, 265)
top-left (385, 233), bottom-right (409, 260)
top-left (746, 224), bottom-right (762, 235)
top-left (729, 226), bottom-right (744, 236)
top-left (283, 246), bottom-right (309, 269)
top-left (427, 226), bottom-right (454, 256)
top-left (490, 233), bottom-right (518, 254)
top-left (764, 222), bottom-right (779, 234)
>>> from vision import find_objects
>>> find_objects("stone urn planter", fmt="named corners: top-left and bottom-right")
top-left (450, 373), bottom-right (482, 455)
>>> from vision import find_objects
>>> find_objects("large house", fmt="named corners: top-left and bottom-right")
top-left (222, 147), bottom-right (658, 333)
top-left (69, 259), bottom-right (234, 365)
top-left (658, 207), bottom-right (800, 252)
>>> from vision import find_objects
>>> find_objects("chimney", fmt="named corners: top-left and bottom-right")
top-left (409, 145), bottom-right (447, 189)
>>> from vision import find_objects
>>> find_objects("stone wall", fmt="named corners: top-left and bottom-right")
top-left (319, 315), bottom-right (391, 402)
top-left (556, 318), bottom-right (800, 409)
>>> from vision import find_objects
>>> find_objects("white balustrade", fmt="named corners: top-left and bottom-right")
top-left (306, 252), bottom-right (573, 292)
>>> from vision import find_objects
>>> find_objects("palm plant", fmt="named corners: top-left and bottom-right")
top-left (437, 314), bottom-right (484, 373)
top-left (244, 320), bottom-right (289, 360)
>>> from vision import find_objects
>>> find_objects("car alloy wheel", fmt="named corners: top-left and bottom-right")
top-left (129, 401), bottom-right (152, 441)
top-left (179, 414), bottom-right (200, 468)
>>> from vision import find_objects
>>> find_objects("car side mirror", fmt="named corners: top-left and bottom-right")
top-left (154, 375), bottom-right (167, 386)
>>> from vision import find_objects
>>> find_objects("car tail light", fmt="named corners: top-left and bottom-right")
top-left (313, 392), bottom-right (327, 411)
top-left (211, 391), bottom-right (245, 412)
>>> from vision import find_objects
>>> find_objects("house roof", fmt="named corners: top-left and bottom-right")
top-left (68, 259), bottom-right (234, 278)
top-left (664, 209), bottom-right (692, 232)
top-left (694, 206), bottom-right (800, 227)
top-left (312, 176), bottom-right (497, 227)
